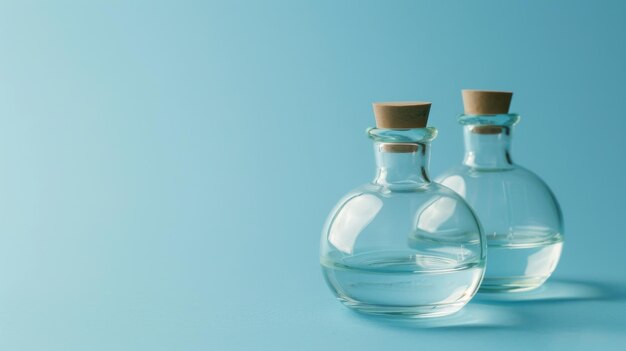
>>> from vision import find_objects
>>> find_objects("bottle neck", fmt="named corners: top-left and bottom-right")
top-left (373, 142), bottom-right (431, 188)
top-left (462, 126), bottom-right (513, 169)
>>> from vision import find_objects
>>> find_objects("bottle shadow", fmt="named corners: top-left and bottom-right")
top-left (474, 279), bottom-right (626, 305)
top-left (349, 302), bottom-right (519, 330)
top-left (348, 279), bottom-right (626, 330)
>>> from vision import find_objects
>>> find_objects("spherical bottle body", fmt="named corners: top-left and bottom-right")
top-left (437, 113), bottom-right (563, 292)
top-left (320, 128), bottom-right (486, 317)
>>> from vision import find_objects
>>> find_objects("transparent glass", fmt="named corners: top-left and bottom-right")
top-left (320, 128), bottom-right (486, 318)
top-left (437, 114), bottom-right (563, 292)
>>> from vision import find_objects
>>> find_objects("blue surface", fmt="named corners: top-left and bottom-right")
top-left (0, 0), bottom-right (624, 349)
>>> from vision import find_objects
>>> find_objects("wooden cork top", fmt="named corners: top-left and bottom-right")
top-left (373, 102), bottom-right (431, 129)
top-left (462, 90), bottom-right (513, 115)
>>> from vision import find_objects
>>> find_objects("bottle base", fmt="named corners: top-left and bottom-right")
top-left (337, 295), bottom-right (468, 318)
top-left (479, 276), bottom-right (548, 293)
top-left (479, 237), bottom-right (562, 293)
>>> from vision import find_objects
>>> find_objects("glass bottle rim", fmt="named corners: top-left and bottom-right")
top-left (458, 113), bottom-right (520, 127)
top-left (367, 127), bottom-right (438, 143)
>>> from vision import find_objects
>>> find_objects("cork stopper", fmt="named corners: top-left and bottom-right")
top-left (470, 125), bottom-right (503, 135)
top-left (462, 90), bottom-right (513, 115)
top-left (373, 102), bottom-right (431, 129)
top-left (380, 144), bottom-right (419, 153)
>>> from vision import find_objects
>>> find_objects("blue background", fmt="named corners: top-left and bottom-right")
top-left (0, 0), bottom-right (624, 349)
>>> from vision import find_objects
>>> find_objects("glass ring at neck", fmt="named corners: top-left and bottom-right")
top-left (458, 113), bottom-right (520, 127)
top-left (367, 127), bottom-right (438, 143)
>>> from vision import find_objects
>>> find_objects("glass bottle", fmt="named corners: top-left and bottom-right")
top-left (437, 90), bottom-right (564, 292)
top-left (320, 102), bottom-right (486, 318)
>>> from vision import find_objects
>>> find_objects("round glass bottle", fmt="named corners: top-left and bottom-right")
top-left (436, 90), bottom-right (564, 292)
top-left (320, 102), bottom-right (486, 318)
